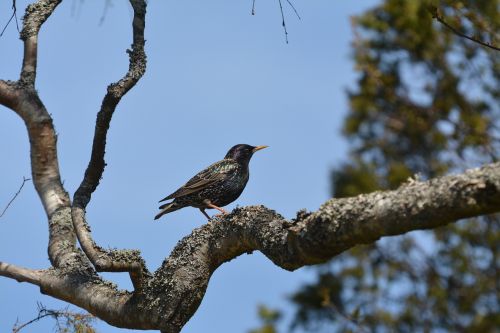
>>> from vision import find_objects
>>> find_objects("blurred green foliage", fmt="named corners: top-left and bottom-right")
top-left (249, 305), bottom-right (283, 333)
top-left (251, 0), bottom-right (499, 332)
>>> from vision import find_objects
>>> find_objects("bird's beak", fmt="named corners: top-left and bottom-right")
top-left (252, 145), bottom-right (268, 153)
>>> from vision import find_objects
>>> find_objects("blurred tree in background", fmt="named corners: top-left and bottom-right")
top-left (252, 0), bottom-right (499, 332)
top-left (249, 306), bottom-right (283, 333)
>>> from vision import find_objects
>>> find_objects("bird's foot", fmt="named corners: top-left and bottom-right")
top-left (214, 211), bottom-right (228, 218)
top-left (206, 202), bottom-right (229, 217)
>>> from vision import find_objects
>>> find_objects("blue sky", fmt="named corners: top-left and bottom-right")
top-left (0, 0), bottom-right (379, 332)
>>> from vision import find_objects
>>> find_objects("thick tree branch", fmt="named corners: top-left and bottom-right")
top-left (1, 163), bottom-right (499, 332)
top-left (36, 270), bottom-right (146, 330)
top-left (71, 0), bottom-right (148, 292)
top-left (144, 162), bottom-right (500, 332)
top-left (239, 162), bottom-right (500, 269)
top-left (6, 89), bottom-right (70, 219)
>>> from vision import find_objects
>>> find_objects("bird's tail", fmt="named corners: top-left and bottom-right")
top-left (154, 201), bottom-right (182, 220)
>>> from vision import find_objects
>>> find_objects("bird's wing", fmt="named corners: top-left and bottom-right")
top-left (159, 160), bottom-right (238, 201)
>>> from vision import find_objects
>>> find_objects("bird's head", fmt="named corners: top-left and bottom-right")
top-left (225, 144), bottom-right (268, 165)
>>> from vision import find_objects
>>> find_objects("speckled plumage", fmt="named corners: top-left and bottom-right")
top-left (154, 144), bottom-right (267, 220)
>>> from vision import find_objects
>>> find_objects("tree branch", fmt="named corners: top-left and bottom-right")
top-left (277, 0), bottom-right (289, 44)
top-left (251, 162), bottom-right (500, 268)
top-left (146, 162), bottom-right (500, 332)
top-left (71, 207), bottom-right (149, 291)
top-left (0, 0), bottom-right (69, 219)
top-left (2, 2), bottom-right (499, 331)
top-left (1, 163), bottom-right (498, 332)
top-left (3, 89), bottom-right (71, 219)
top-left (0, 80), bottom-right (20, 110)
top-left (429, 6), bottom-right (500, 52)
top-left (0, 0), bottom-right (20, 37)
top-left (0, 176), bottom-right (31, 218)
top-left (0, 0), bottom-right (72, 267)
top-left (71, 0), bottom-right (148, 292)
top-left (0, 261), bottom-right (42, 285)
top-left (19, 0), bottom-right (63, 86)
top-left (12, 304), bottom-right (95, 333)
top-left (0, 0), bottom-right (150, 327)
top-left (0, 1), bottom-right (70, 228)
top-left (73, 0), bottom-right (147, 209)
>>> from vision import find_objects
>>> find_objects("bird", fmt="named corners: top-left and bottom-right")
top-left (154, 144), bottom-right (268, 220)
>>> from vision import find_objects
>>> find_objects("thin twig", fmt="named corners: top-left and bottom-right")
top-left (430, 7), bottom-right (500, 52)
top-left (12, 303), bottom-right (94, 333)
top-left (285, 0), bottom-right (301, 20)
top-left (0, 0), bottom-right (20, 37)
top-left (0, 177), bottom-right (30, 218)
top-left (99, 0), bottom-right (113, 26)
top-left (13, 0), bottom-right (19, 32)
top-left (251, 0), bottom-right (300, 42)
top-left (329, 302), bottom-right (369, 333)
top-left (277, 0), bottom-right (288, 44)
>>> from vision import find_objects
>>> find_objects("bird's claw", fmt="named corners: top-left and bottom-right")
top-left (214, 212), bottom-right (228, 218)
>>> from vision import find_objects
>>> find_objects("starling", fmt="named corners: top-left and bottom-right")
top-left (154, 144), bottom-right (268, 220)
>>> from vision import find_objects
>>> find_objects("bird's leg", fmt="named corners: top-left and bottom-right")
top-left (199, 208), bottom-right (211, 220)
top-left (206, 203), bottom-right (229, 217)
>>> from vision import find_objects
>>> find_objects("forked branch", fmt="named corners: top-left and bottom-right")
top-left (71, 207), bottom-right (149, 291)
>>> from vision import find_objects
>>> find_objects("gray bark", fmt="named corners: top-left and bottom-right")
top-left (1, 1), bottom-right (500, 332)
